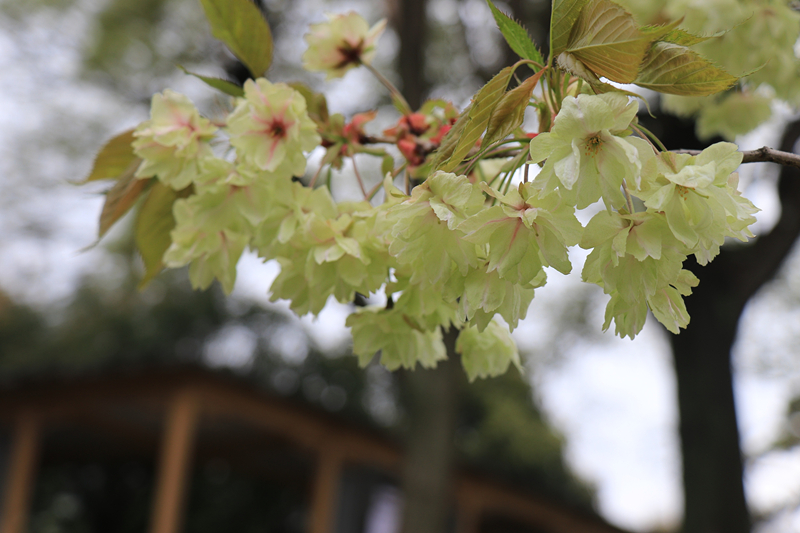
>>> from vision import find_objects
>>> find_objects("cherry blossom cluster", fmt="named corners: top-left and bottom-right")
top-left (120, 8), bottom-right (759, 376)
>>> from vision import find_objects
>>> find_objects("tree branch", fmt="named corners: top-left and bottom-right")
top-left (673, 146), bottom-right (800, 169)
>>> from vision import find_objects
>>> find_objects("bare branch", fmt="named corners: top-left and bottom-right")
top-left (673, 146), bottom-right (800, 169)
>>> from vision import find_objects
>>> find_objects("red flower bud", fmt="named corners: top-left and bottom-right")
top-left (406, 113), bottom-right (429, 135)
top-left (430, 125), bottom-right (451, 145)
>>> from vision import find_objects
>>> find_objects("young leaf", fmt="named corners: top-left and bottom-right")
top-left (587, 78), bottom-right (652, 114)
top-left (661, 27), bottom-right (723, 47)
top-left (381, 154), bottom-right (395, 177)
top-left (563, 0), bottom-right (677, 84)
top-left (82, 129), bottom-right (139, 183)
top-left (99, 174), bottom-right (152, 238)
top-left (483, 68), bottom-right (545, 147)
top-left (634, 42), bottom-right (738, 96)
top-left (550, 0), bottom-right (590, 57)
top-left (178, 65), bottom-right (244, 97)
top-left (391, 92), bottom-right (413, 117)
top-left (485, 0), bottom-right (544, 70)
top-left (433, 66), bottom-right (514, 173)
top-left (430, 111), bottom-right (469, 171)
top-left (288, 82), bottom-right (330, 125)
top-left (198, 0), bottom-right (273, 78)
top-left (135, 182), bottom-right (191, 288)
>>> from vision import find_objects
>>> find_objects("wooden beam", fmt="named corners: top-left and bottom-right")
top-left (0, 410), bottom-right (41, 533)
top-left (308, 442), bottom-right (343, 533)
top-left (455, 489), bottom-right (481, 533)
top-left (149, 389), bottom-right (200, 533)
top-left (456, 476), bottom-right (628, 533)
top-left (197, 384), bottom-right (401, 471)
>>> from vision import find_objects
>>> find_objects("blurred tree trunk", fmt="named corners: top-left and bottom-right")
top-left (399, 330), bottom-right (460, 533)
top-left (394, 0), bottom-right (428, 110)
top-left (667, 118), bottom-right (800, 533)
top-left (391, 2), bottom-right (462, 533)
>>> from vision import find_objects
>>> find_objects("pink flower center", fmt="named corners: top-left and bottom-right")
top-left (269, 119), bottom-right (288, 140)
top-left (335, 39), bottom-right (365, 69)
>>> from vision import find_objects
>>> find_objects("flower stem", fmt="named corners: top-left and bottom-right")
top-left (366, 180), bottom-right (383, 201)
top-left (352, 156), bottom-right (368, 198)
top-left (309, 163), bottom-right (325, 188)
top-left (364, 62), bottom-right (412, 115)
top-left (633, 124), bottom-right (667, 153)
top-left (622, 179), bottom-right (635, 214)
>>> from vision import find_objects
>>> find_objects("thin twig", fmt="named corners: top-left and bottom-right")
top-left (392, 161), bottom-right (407, 179)
top-left (622, 179), bottom-right (635, 214)
top-left (352, 157), bottom-right (368, 198)
top-left (673, 146), bottom-right (800, 169)
top-left (309, 163), bottom-right (325, 188)
top-left (366, 180), bottom-right (383, 201)
top-left (631, 124), bottom-right (661, 154)
top-left (361, 136), bottom-right (397, 145)
top-left (488, 145), bottom-right (800, 175)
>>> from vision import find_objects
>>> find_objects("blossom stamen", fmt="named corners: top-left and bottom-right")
top-left (585, 133), bottom-right (603, 156)
top-left (269, 119), bottom-right (288, 139)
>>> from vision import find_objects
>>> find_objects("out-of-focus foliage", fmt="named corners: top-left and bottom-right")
top-left (0, 240), bottom-right (592, 528)
top-left (616, 0), bottom-right (800, 140)
top-left (82, 0), bottom-right (213, 97)
top-left (458, 367), bottom-right (593, 505)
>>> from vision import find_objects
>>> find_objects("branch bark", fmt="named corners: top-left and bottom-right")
top-left (399, 329), bottom-right (460, 533)
top-left (669, 118), bottom-right (800, 533)
top-left (673, 146), bottom-right (800, 169)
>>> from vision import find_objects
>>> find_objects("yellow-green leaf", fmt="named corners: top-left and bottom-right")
top-left (661, 27), bottom-right (721, 47)
top-left (486, 0), bottom-right (544, 70)
top-left (178, 65), bottom-right (243, 97)
top-left (431, 111), bottom-right (469, 171)
top-left (483, 69), bottom-right (545, 147)
top-left (634, 42), bottom-right (738, 96)
top-left (135, 182), bottom-right (191, 288)
top-left (588, 78), bottom-right (652, 114)
top-left (391, 93), bottom-right (412, 117)
top-left (551, 0), bottom-right (590, 57)
top-left (381, 154), bottom-right (395, 177)
top-left (83, 129), bottom-right (139, 183)
top-left (564, 0), bottom-right (677, 84)
top-left (198, 0), bottom-right (273, 78)
top-left (433, 66), bottom-right (514, 173)
top-left (99, 174), bottom-right (152, 239)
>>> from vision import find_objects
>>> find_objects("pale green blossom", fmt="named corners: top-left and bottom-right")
top-left (133, 90), bottom-right (217, 189)
top-left (302, 12), bottom-right (387, 79)
top-left (226, 79), bottom-right (320, 178)
top-left (530, 93), bottom-right (646, 210)
top-left (637, 142), bottom-right (757, 264)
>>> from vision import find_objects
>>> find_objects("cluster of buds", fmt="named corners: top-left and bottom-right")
top-left (383, 102), bottom-right (458, 175)
top-left (318, 111), bottom-right (378, 169)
